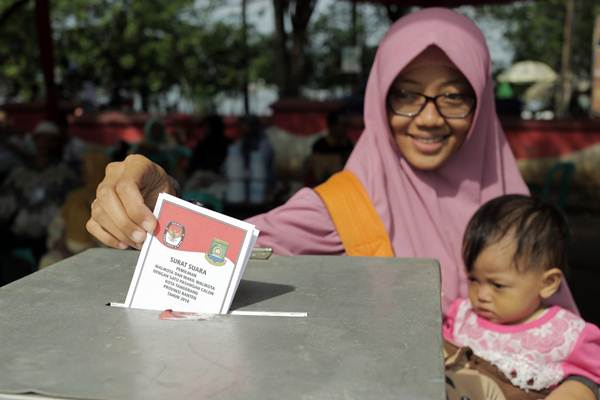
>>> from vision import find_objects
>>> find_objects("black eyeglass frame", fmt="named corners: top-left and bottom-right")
top-left (387, 90), bottom-right (476, 119)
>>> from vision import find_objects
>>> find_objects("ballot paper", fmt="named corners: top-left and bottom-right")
top-left (124, 192), bottom-right (259, 314)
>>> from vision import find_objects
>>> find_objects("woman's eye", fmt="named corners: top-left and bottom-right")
top-left (492, 282), bottom-right (505, 289)
top-left (393, 90), bottom-right (419, 100)
top-left (443, 93), bottom-right (468, 103)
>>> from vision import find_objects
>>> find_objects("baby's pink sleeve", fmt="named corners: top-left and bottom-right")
top-left (562, 323), bottom-right (600, 384)
top-left (442, 298), bottom-right (462, 342)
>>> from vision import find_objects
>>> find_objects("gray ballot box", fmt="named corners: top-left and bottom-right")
top-left (0, 248), bottom-right (444, 400)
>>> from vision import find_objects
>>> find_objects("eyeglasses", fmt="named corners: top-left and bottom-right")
top-left (387, 89), bottom-right (476, 119)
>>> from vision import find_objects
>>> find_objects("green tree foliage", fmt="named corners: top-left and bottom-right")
top-left (0, 0), bottom-right (274, 112)
top-left (0, 0), bottom-right (43, 100)
top-left (476, 0), bottom-right (599, 79)
top-left (306, 2), bottom-right (385, 93)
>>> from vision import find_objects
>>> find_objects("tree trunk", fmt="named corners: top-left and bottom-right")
top-left (289, 25), bottom-right (306, 97)
top-left (140, 86), bottom-right (149, 112)
top-left (591, 15), bottom-right (600, 118)
top-left (108, 6), bottom-right (128, 109)
top-left (555, 0), bottom-right (575, 118)
top-left (34, 0), bottom-right (59, 122)
top-left (241, 0), bottom-right (249, 115)
top-left (289, 0), bottom-right (316, 97)
top-left (273, 0), bottom-right (316, 98)
top-left (273, 0), bottom-right (292, 96)
top-left (351, 0), bottom-right (357, 46)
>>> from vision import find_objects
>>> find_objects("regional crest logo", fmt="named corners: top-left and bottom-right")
top-left (205, 239), bottom-right (229, 266)
top-left (164, 221), bottom-right (185, 248)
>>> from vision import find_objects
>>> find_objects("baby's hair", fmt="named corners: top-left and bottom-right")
top-left (462, 194), bottom-right (569, 274)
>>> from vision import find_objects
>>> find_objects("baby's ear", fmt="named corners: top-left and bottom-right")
top-left (539, 268), bottom-right (563, 299)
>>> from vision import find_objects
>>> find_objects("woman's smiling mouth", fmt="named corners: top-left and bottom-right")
top-left (407, 133), bottom-right (450, 143)
top-left (407, 133), bottom-right (451, 154)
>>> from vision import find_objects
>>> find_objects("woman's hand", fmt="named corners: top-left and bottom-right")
top-left (86, 154), bottom-right (177, 249)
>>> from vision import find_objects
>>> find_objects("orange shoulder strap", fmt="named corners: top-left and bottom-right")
top-left (314, 170), bottom-right (394, 257)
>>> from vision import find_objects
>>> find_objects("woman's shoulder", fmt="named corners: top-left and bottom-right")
top-left (247, 187), bottom-right (343, 255)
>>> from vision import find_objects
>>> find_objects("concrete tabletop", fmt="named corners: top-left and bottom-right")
top-left (0, 248), bottom-right (444, 400)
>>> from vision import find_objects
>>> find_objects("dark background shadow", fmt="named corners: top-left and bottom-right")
top-left (566, 213), bottom-right (600, 327)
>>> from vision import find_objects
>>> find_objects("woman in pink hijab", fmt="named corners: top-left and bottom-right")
top-left (87, 9), bottom-right (577, 316)
top-left (252, 8), bottom-right (577, 316)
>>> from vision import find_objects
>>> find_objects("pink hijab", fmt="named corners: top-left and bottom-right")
top-left (249, 8), bottom-right (578, 314)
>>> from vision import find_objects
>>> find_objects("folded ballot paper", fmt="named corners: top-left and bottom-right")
top-left (123, 192), bottom-right (259, 314)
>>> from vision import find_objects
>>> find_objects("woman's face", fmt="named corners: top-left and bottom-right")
top-left (387, 58), bottom-right (475, 170)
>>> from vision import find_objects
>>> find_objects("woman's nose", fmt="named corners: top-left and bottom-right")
top-left (414, 100), bottom-right (445, 127)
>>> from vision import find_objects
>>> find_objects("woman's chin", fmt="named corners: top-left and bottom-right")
top-left (403, 152), bottom-right (449, 171)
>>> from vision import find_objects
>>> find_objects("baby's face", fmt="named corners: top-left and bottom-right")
top-left (467, 235), bottom-right (546, 325)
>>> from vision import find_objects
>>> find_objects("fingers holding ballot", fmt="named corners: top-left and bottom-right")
top-left (86, 154), bottom-right (177, 250)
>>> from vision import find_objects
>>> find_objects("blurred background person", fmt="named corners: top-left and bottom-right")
top-left (187, 114), bottom-right (230, 176)
top-left (0, 110), bottom-right (29, 182)
top-left (108, 139), bottom-right (131, 162)
top-left (132, 117), bottom-right (177, 175)
top-left (306, 110), bottom-right (354, 186)
top-left (0, 120), bottom-right (78, 283)
top-left (225, 115), bottom-right (274, 205)
top-left (182, 114), bottom-right (231, 210)
top-left (39, 148), bottom-right (110, 268)
top-left (169, 126), bottom-right (193, 183)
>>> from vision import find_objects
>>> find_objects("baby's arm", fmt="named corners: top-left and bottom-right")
top-left (545, 379), bottom-right (597, 400)
top-left (442, 298), bottom-right (463, 342)
top-left (549, 323), bottom-right (600, 400)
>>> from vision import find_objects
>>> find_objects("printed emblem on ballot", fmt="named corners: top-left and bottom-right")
top-left (164, 221), bottom-right (185, 249)
top-left (205, 238), bottom-right (229, 266)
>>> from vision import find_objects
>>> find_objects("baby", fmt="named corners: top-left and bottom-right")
top-left (443, 194), bottom-right (600, 399)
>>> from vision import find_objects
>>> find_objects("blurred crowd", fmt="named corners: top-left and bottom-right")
top-left (0, 108), bottom-right (355, 285)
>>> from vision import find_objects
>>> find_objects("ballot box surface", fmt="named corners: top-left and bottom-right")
top-left (0, 248), bottom-right (444, 400)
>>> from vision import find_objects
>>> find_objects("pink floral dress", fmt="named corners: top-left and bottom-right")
top-left (443, 298), bottom-right (600, 391)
